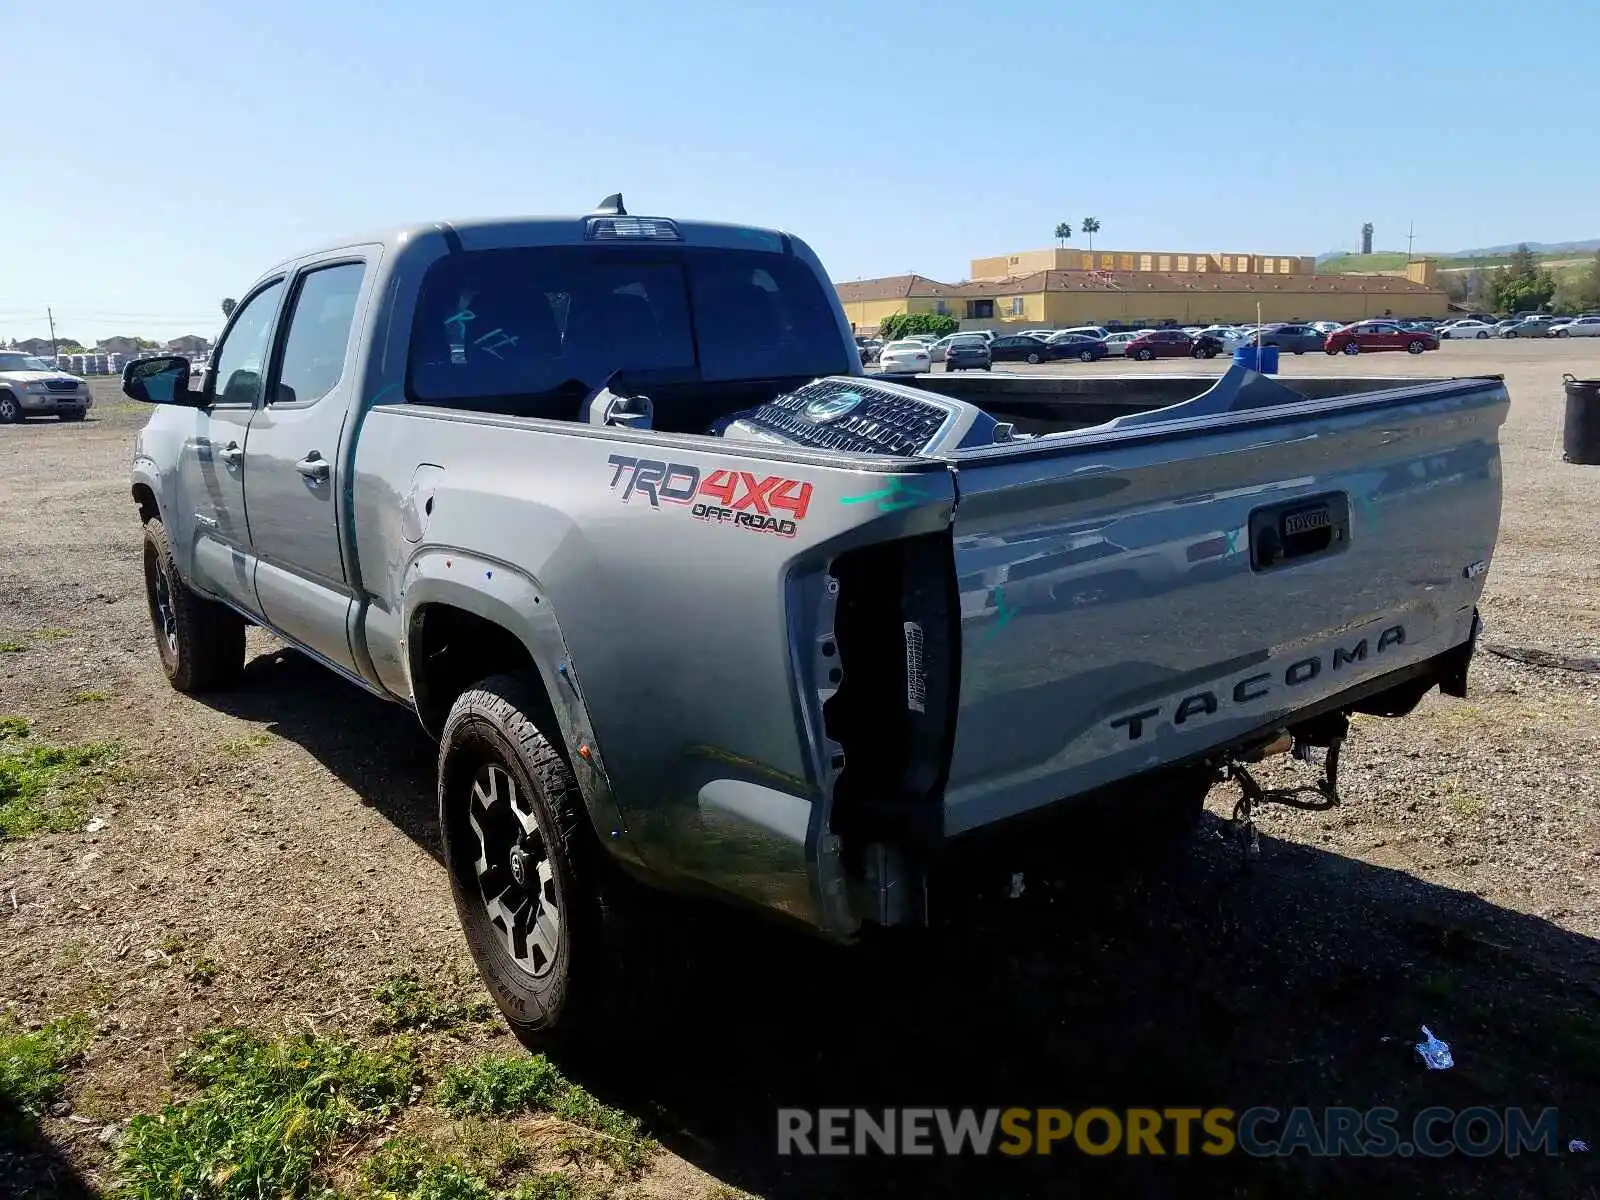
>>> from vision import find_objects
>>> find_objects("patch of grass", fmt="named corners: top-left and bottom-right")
top-left (186, 956), bottom-right (222, 986)
top-left (30, 629), bottom-right (72, 642)
top-left (372, 973), bottom-right (493, 1035)
top-left (70, 691), bottom-right (111, 704)
top-left (219, 731), bottom-right (273, 756)
top-left (510, 1173), bottom-right (581, 1200)
top-left (0, 642), bottom-right (24, 654)
top-left (0, 1014), bottom-right (91, 1131)
top-left (358, 1135), bottom-right (495, 1200)
top-left (0, 719), bottom-right (119, 840)
top-left (116, 1028), bottom-right (420, 1200)
top-left (1438, 778), bottom-right (1487, 820)
top-left (437, 1054), bottom-right (652, 1173)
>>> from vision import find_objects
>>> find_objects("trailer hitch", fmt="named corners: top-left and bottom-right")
top-left (1224, 718), bottom-right (1347, 867)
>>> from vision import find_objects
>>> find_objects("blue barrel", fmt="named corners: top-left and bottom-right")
top-left (1233, 343), bottom-right (1280, 373)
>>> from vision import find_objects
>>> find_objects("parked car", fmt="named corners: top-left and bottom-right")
top-left (122, 199), bottom-right (1506, 1047)
top-left (855, 337), bottom-right (880, 364)
top-left (1047, 334), bottom-right (1110, 363)
top-left (1051, 325), bottom-right (1112, 342)
top-left (0, 351), bottom-right (93, 422)
top-left (943, 335), bottom-right (993, 372)
top-left (1323, 321), bottom-right (1439, 355)
top-left (1126, 329), bottom-right (1223, 361)
top-left (1500, 316), bottom-right (1558, 338)
top-left (1196, 326), bottom-right (1252, 351)
top-left (989, 334), bottom-right (1062, 364)
top-left (1552, 315), bottom-right (1600, 338)
top-left (1019, 328), bottom-right (1057, 341)
top-left (1309, 321), bottom-right (1344, 336)
top-left (877, 339), bottom-right (932, 374)
top-left (1252, 324), bottom-right (1327, 355)
top-left (1102, 330), bottom-right (1144, 357)
top-left (1438, 320), bottom-right (1495, 340)
top-left (928, 334), bottom-right (965, 363)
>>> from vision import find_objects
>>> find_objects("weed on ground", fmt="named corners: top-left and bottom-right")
top-left (0, 1015), bottom-right (91, 1136)
top-left (0, 716), bottom-right (118, 840)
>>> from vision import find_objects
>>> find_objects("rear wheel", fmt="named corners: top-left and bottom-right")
top-left (440, 674), bottom-right (681, 1048)
top-left (1026, 352), bottom-right (1042, 365)
top-left (1476, 331), bottom-right (1489, 339)
top-left (1078, 349), bottom-right (1094, 362)
top-left (141, 518), bottom-right (246, 692)
top-left (0, 393), bottom-right (19, 424)
top-left (1504, 330), bottom-right (1518, 338)
top-left (1555, 328), bottom-right (1569, 337)
top-left (1406, 339), bottom-right (1427, 354)
top-left (1134, 348), bottom-right (1154, 362)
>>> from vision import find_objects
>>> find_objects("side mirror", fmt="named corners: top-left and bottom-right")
top-left (123, 355), bottom-right (202, 406)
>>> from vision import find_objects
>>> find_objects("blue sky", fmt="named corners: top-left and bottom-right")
top-left (4, 0), bottom-right (1597, 342)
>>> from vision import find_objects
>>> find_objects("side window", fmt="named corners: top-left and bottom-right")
top-left (274, 263), bottom-right (366, 406)
top-left (210, 281), bottom-right (285, 406)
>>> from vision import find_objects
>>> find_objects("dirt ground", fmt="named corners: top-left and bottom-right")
top-left (2, 340), bottom-right (1598, 1198)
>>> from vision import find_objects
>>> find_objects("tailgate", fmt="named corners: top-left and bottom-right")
top-left (942, 378), bottom-right (1508, 835)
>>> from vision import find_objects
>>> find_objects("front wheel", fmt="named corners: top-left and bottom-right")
top-left (1555, 328), bottom-right (1569, 337)
top-left (1406, 339), bottom-right (1427, 354)
top-left (141, 518), bottom-right (246, 692)
top-left (1504, 330), bottom-right (1518, 338)
top-left (1026, 352), bottom-right (1042, 365)
top-left (1343, 342), bottom-right (1361, 355)
top-left (1476, 331), bottom-right (1489, 339)
top-left (0, 393), bottom-right (19, 424)
top-left (1079, 349), bottom-right (1094, 362)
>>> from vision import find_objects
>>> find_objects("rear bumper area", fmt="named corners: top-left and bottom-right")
top-left (934, 610), bottom-right (1480, 871)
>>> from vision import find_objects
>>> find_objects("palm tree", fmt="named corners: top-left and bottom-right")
top-left (1081, 217), bottom-right (1102, 254)
top-left (1054, 222), bottom-right (1072, 248)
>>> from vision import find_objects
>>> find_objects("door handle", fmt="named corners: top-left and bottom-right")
top-left (216, 442), bottom-right (243, 467)
top-left (295, 451), bottom-right (330, 483)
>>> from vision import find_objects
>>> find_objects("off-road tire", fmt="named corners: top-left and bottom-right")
top-left (439, 673), bottom-right (681, 1049)
top-left (141, 518), bottom-right (246, 692)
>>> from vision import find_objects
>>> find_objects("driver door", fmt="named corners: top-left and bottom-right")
top-left (173, 278), bottom-right (285, 614)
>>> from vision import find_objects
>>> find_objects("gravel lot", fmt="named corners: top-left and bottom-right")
top-left (2, 340), bottom-right (1598, 1198)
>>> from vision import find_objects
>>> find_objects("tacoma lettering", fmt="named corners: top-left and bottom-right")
top-left (1108, 625), bottom-right (1407, 741)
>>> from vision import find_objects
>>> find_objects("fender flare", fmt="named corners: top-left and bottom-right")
top-left (399, 548), bottom-right (633, 862)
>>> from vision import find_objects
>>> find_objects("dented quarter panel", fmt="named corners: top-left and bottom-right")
top-left (350, 401), bottom-right (955, 931)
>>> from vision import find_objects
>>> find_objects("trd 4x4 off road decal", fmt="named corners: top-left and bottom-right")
top-left (605, 455), bottom-right (813, 538)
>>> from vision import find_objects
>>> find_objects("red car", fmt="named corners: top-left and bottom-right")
top-left (1323, 321), bottom-right (1438, 356)
top-left (1125, 329), bottom-right (1224, 361)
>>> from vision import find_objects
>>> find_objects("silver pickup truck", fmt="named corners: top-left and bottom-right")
top-left (125, 197), bottom-right (1506, 1043)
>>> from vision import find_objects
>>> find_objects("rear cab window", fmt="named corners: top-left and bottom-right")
top-left (407, 244), bottom-right (850, 415)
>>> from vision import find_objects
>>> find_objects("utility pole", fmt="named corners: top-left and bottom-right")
top-left (47, 307), bottom-right (58, 362)
top-left (1407, 222), bottom-right (1416, 260)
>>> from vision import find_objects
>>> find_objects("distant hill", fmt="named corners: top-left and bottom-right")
top-left (1316, 252), bottom-right (1410, 273)
top-left (1318, 238), bottom-right (1600, 267)
top-left (1448, 239), bottom-right (1600, 258)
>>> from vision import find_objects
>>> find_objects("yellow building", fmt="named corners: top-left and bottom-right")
top-left (838, 263), bottom-right (1450, 335)
top-left (971, 248), bottom-right (1319, 280)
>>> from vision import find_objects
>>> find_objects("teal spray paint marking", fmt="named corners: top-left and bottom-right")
top-left (975, 586), bottom-right (1019, 647)
top-left (444, 309), bottom-right (476, 337)
top-left (838, 476), bottom-right (941, 513)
